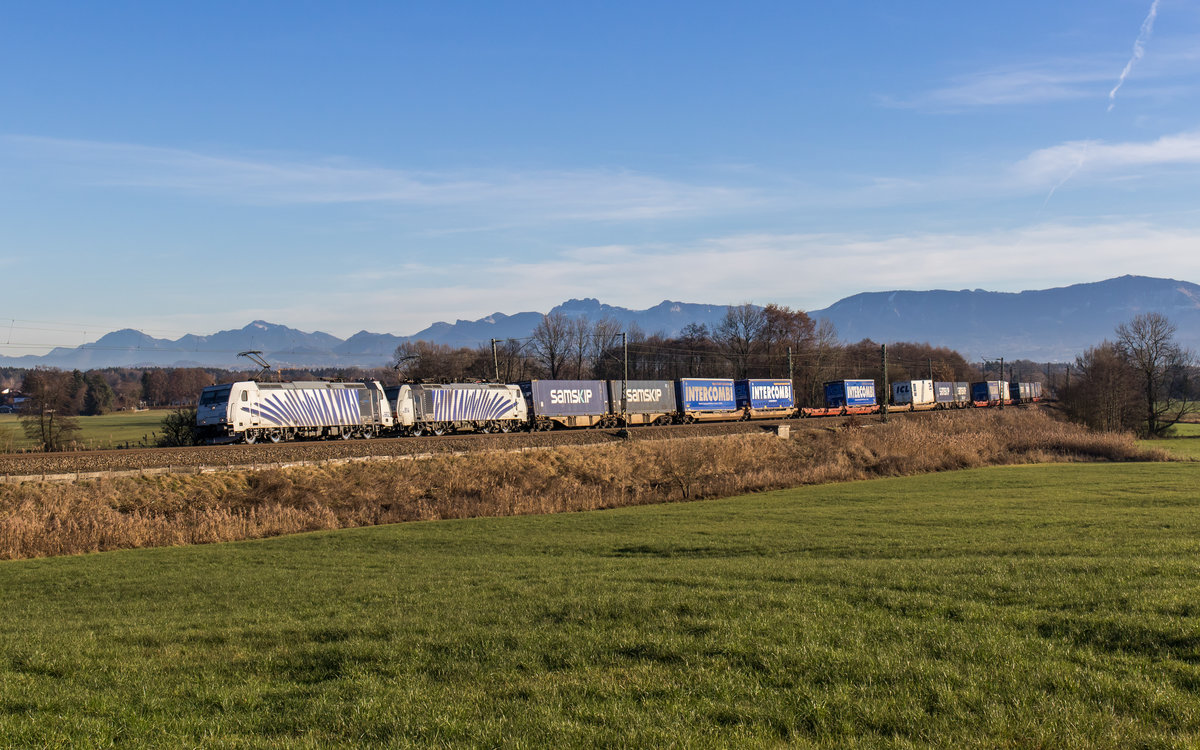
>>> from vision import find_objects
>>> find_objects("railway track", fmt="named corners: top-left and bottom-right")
top-left (0, 407), bottom-right (1007, 479)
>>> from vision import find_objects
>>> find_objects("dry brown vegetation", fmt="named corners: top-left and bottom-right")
top-left (0, 409), bottom-right (1164, 560)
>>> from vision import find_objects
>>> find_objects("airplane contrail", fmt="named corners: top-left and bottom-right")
top-left (1108, 0), bottom-right (1160, 112)
top-left (1042, 143), bottom-right (1090, 208)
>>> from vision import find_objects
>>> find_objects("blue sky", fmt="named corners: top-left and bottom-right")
top-left (3, 1), bottom-right (1199, 352)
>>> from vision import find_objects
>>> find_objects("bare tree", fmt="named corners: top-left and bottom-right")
top-left (798, 318), bottom-right (841, 407)
top-left (567, 316), bottom-right (592, 379)
top-left (589, 317), bottom-right (623, 377)
top-left (714, 304), bottom-right (766, 379)
top-left (19, 369), bottom-right (81, 452)
top-left (759, 304), bottom-right (815, 377)
top-left (1115, 312), bottom-right (1195, 436)
top-left (492, 338), bottom-right (532, 382)
top-left (393, 341), bottom-right (482, 382)
top-left (392, 341), bottom-right (422, 381)
top-left (1063, 341), bottom-right (1141, 432)
top-left (531, 312), bottom-right (572, 379)
top-left (677, 322), bottom-right (715, 378)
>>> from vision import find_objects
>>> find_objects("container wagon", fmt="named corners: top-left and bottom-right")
top-left (803, 379), bottom-right (878, 417)
top-left (607, 379), bottom-right (676, 426)
top-left (892, 380), bottom-right (936, 411)
top-left (735, 379), bottom-right (795, 419)
top-left (1008, 382), bottom-right (1042, 404)
top-left (675, 378), bottom-right (739, 422)
top-left (933, 381), bottom-right (971, 408)
top-left (971, 381), bottom-right (1007, 406)
top-left (519, 380), bottom-right (610, 430)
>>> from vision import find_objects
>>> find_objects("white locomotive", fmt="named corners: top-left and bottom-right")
top-left (196, 380), bottom-right (393, 444)
top-left (385, 383), bottom-right (528, 436)
top-left (196, 380), bottom-right (527, 443)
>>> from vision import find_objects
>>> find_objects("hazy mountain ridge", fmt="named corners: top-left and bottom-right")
top-left (0, 300), bottom-right (732, 369)
top-left (1, 277), bottom-right (1195, 369)
top-left (809, 275), bottom-right (1200, 361)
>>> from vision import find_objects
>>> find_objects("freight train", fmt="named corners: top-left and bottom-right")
top-left (195, 376), bottom-right (1042, 445)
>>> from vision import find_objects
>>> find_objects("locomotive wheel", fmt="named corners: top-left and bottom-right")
top-left (265, 429), bottom-right (284, 444)
top-left (431, 424), bottom-right (446, 436)
top-left (498, 422), bottom-right (512, 433)
top-left (339, 429), bottom-right (354, 440)
top-left (243, 431), bottom-right (258, 444)
top-left (410, 426), bottom-right (424, 437)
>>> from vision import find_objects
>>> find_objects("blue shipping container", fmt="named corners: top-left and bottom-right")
top-left (519, 380), bottom-right (609, 417)
top-left (676, 378), bottom-right (737, 412)
top-left (735, 379), bottom-right (794, 410)
top-left (824, 379), bottom-right (876, 408)
top-left (970, 381), bottom-right (1004, 402)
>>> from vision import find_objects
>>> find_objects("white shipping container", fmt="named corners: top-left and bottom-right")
top-left (891, 379), bottom-right (936, 406)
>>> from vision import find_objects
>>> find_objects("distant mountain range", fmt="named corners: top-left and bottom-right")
top-left (0, 299), bottom-right (732, 370)
top-left (1, 276), bottom-right (1196, 369)
top-left (808, 275), bottom-right (1200, 362)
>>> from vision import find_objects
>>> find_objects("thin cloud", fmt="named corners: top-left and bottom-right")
top-left (891, 36), bottom-right (1199, 111)
top-left (899, 64), bottom-right (1106, 109)
top-left (292, 222), bottom-right (1200, 336)
top-left (1016, 130), bottom-right (1200, 184)
top-left (1, 135), bottom-right (763, 222)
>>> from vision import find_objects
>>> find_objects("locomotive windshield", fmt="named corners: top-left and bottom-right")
top-left (198, 386), bottom-right (232, 406)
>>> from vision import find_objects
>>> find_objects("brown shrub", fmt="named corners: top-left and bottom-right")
top-left (0, 409), bottom-right (1165, 560)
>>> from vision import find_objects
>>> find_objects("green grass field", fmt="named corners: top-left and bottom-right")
top-left (2, 463), bottom-right (1199, 747)
top-left (1141, 422), bottom-right (1200, 459)
top-left (0, 410), bottom-right (167, 451)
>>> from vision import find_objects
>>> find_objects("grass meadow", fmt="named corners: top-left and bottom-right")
top-left (2, 462), bottom-right (1199, 747)
top-left (1141, 422), bottom-right (1200, 459)
top-left (0, 410), bottom-right (166, 452)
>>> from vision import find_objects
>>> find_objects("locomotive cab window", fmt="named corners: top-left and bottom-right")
top-left (199, 387), bottom-right (232, 406)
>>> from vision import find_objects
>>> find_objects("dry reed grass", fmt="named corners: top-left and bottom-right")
top-left (0, 409), bottom-right (1163, 560)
